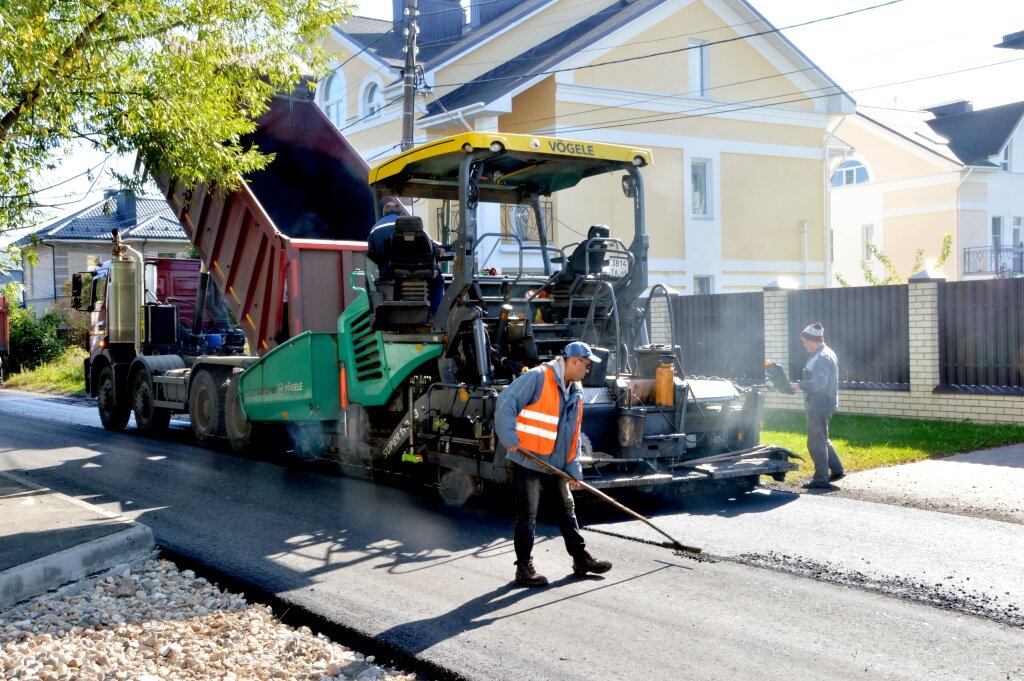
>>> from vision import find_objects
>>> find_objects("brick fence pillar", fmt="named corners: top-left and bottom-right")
top-left (762, 279), bottom-right (796, 369)
top-left (762, 278), bottom-right (803, 409)
top-left (907, 269), bottom-right (945, 393)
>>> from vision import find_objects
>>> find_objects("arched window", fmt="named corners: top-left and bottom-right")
top-left (321, 72), bottom-right (345, 127)
top-left (363, 82), bottom-right (383, 117)
top-left (830, 160), bottom-right (869, 187)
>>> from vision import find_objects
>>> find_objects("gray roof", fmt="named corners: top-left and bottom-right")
top-left (924, 101), bottom-right (1024, 167)
top-left (423, 0), bottom-right (673, 118)
top-left (16, 196), bottom-right (186, 246)
top-left (338, 16), bottom-right (406, 68)
top-left (857, 110), bottom-right (959, 166)
top-left (0, 270), bottom-right (23, 286)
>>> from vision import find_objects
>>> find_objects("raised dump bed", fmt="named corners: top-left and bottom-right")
top-left (156, 85), bottom-right (376, 355)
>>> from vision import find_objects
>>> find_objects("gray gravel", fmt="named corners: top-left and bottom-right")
top-left (0, 559), bottom-right (416, 681)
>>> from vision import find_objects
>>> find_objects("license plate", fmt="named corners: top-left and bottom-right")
top-left (604, 256), bottom-right (629, 278)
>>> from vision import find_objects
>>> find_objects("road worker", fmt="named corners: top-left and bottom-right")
top-left (495, 341), bottom-right (612, 587)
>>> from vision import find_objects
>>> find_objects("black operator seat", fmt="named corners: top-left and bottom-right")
top-left (388, 216), bottom-right (439, 280)
top-left (561, 224), bottom-right (610, 281)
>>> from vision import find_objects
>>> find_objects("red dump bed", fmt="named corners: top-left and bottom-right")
top-left (157, 88), bottom-right (376, 355)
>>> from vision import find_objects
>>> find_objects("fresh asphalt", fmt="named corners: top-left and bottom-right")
top-left (0, 389), bottom-right (1021, 681)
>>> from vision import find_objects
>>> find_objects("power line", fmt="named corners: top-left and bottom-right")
top-left (429, 0), bottom-right (903, 89)
top-left (537, 55), bottom-right (1024, 137)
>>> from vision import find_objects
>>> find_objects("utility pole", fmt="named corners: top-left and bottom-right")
top-left (401, 0), bottom-right (419, 152)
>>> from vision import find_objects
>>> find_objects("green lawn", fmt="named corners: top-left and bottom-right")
top-left (4, 346), bottom-right (88, 395)
top-left (762, 409), bottom-right (1024, 482)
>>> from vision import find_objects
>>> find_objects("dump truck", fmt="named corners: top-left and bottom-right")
top-left (74, 86), bottom-right (376, 443)
top-left (78, 85), bottom-right (797, 501)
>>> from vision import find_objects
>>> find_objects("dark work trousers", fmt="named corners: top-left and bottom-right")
top-left (513, 463), bottom-right (586, 564)
top-left (807, 410), bottom-right (845, 484)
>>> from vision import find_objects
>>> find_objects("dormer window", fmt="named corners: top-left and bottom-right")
top-left (830, 160), bottom-right (869, 187)
top-left (363, 83), bottom-right (383, 117)
top-left (321, 71), bottom-right (346, 128)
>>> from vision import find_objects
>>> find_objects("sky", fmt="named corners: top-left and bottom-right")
top-left (11, 0), bottom-right (1024, 245)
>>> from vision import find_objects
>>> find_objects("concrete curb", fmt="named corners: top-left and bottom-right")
top-left (0, 470), bottom-right (155, 609)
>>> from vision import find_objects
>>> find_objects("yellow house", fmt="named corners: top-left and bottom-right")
top-left (324, 0), bottom-right (854, 293)
top-left (829, 101), bottom-right (1024, 284)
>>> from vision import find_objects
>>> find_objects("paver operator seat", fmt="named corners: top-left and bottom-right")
top-left (371, 216), bottom-right (441, 329)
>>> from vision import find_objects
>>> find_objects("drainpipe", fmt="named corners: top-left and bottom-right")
top-left (46, 243), bottom-right (57, 311)
top-left (823, 118), bottom-right (849, 287)
top-left (954, 166), bottom-right (974, 279)
top-left (801, 219), bottom-right (809, 287)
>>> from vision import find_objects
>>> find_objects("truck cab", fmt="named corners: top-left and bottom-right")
top-left (73, 230), bottom-right (245, 433)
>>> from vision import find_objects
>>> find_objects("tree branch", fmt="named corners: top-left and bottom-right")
top-left (0, 5), bottom-right (115, 141)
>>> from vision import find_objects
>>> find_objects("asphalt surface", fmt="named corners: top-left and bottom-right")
top-left (1, 389), bottom-right (1022, 680)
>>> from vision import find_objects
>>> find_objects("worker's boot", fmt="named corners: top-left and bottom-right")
top-left (572, 551), bottom-right (612, 577)
top-left (514, 559), bottom-right (548, 587)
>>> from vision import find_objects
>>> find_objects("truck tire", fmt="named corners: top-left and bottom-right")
top-left (225, 371), bottom-right (259, 454)
top-left (97, 367), bottom-right (130, 431)
top-left (189, 368), bottom-right (227, 443)
top-left (133, 371), bottom-right (171, 434)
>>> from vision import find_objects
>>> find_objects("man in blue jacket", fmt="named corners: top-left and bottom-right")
top-left (495, 341), bottom-right (612, 587)
top-left (792, 323), bottom-right (846, 489)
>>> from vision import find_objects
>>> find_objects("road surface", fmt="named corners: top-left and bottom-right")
top-left (1, 389), bottom-right (1021, 680)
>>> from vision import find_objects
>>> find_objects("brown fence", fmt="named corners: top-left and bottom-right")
top-left (672, 292), bottom-right (765, 383)
top-left (787, 285), bottom-right (910, 390)
top-left (938, 278), bottom-right (1024, 393)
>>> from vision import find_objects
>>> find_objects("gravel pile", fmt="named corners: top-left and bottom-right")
top-left (0, 559), bottom-right (417, 681)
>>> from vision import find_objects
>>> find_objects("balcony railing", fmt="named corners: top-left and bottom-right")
top-left (963, 246), bottom-right (1024, 275)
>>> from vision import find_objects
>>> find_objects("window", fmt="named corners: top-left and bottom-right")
top-left (830, 160), bottom-right (869, 187)
top-left (1013, 217), bottom-right (1022, 246)
top-left (691, 159), bottom-right (711, 217)
top-left (992, 216), bottom-right (1003, 249)
top-left (1000, 142), bottom-right (1011, 171)
top-left (363, 83), bottom-right (383, 117)
top-left (862, 224), bottom-right (875, 261)
top-left (321, 72), bottom-right (345, 127)
top-left (689, 40), bottom-right (709, 97)
top-left (693, 276), bottom-right (713, 295)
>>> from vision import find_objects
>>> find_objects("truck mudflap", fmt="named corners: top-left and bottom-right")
top-left (579, 445), bottom-right (800, 490)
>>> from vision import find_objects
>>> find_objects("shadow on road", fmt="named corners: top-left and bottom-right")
top-left (375, 562), bottom-right (683, 656)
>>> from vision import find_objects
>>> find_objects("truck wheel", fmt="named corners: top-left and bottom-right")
top-left (225, 372), bottom-right (258, 454)
top-left (189, 368), bottom-right (227, 443)
top-left (97, 367), bottom-right (130, 431)
top-left (133, 372), bottom-right (171, 434)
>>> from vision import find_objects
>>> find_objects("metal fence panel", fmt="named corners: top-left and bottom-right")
top-left (788, 285), bottom-right (909, 389)
top-left (672, 292), bottom-right (765, 383)
top-left (939, 278), bottom-right (1024, 392)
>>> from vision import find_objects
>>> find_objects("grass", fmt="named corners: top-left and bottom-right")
top-left (4, 346), bottom-right (88, 396)
top-left (762, 409), bottom-right (1024, 482)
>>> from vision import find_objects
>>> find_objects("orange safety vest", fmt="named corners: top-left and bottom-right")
top-left (514, 365), bottom-right (582, 462)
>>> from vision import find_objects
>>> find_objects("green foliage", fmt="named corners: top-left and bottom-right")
top-left (4, 345), bottom-right (87, 395)
top-left (6, 307), bottom-right (71, 372)
top-left (1, 0), bottom-right (352, 232)
top-left (762, 409), bottom-right (1024, 481)
top-left (836, 234), bottom-right (953, 287)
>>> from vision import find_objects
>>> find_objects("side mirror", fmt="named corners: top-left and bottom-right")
top-left (621, 174), bottom-right (636, 199)
top-left (71, 273), bottom-right (83, 310)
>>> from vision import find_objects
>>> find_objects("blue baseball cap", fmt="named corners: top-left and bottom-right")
top-left (564, 341), bottom-right (601, 362)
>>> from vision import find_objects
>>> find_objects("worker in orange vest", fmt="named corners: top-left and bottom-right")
top-left (495, 341), bottom-right (612, 587)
